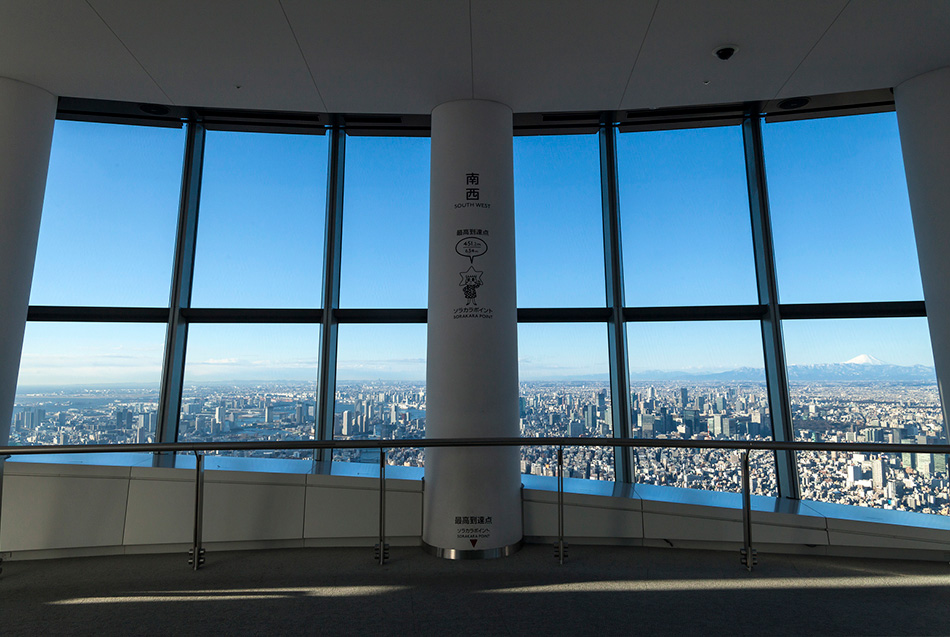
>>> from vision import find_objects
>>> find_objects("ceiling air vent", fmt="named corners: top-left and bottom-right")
top-left (139, 103), bottom-right (171, 116)
top-left (541, 112), bottom-right (600, 123)
top-left (777, 97), bottom-right (811, 110)
top-left (344, 115), bottom-right (403, 125)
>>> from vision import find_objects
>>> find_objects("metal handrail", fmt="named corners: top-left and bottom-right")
top-left (1, 435), bottom-right (948, 574)
top-left (3, 436), bottom-right (950, 456)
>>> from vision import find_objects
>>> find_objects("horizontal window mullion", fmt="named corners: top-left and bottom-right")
top-left (623, 305), bottom-right (767, 322)
top-left (517, 308), bottom-right (611, 323)
top-left (182, 308), bottom-right (324, 323)
top-left (780, 301), bottom-right (925, 320)
top-left (334, 308), bottom-right (427, 323)
top-left (26, 306), bottom-right (168, 322)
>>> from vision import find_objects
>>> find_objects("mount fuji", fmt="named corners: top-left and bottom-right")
top-left (843, 354), bottom-right (887, 365)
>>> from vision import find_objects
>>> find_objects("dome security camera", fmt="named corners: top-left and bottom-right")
top-left (714, 46), bottom-right (738, 61)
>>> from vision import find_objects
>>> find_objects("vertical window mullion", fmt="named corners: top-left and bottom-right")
top-left (156, 119), bottom-right (205, 467)
top-left (742, 109), bottom-right (800, 499)
top-left (315, 122), bottom-right (345, 464)
top-left (600, 117), bottom-right (634, 483)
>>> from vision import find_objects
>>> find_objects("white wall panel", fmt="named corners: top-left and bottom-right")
top-left (203, 473), bottom-right (307, 543)
top-left (124, 467), bottom-right (201, 546)
top-left (1, 464), bottom-right (129, 551)
top-left (4, 462), bottom-right (950, 560)
top-left (524, 489), bottom-right (642, 539)
top-left (304, 476), bottom-right (421, 540)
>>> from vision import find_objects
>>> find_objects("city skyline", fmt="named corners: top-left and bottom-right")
top-left (11, 376), bottom-right (946, 516)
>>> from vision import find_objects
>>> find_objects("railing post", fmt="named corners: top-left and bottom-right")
top-left (188, 453), bottom-right (205, 570)
top-left (375, 448), bottom-right (389, 565)
top-left (520, 481), bottom-right (525, 537)
top-left (740, 450), bottom-right (757, 571)
top-left (555, 445), bottom-right (567, 564)
top-left (0, 454), bottom-right (7, 577)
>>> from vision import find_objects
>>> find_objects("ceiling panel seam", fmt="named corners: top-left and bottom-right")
top-left (277, 0), bottom-right (328, 112)
top-left (771, 0), bottom-right (853, 101)
top-left (617, 0), bottom-right (660, 110)
top-left (84, 0), bottom-right (174, 104)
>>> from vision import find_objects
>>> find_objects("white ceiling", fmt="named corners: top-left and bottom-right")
top-left (1, 0), bottom-right (949, 114)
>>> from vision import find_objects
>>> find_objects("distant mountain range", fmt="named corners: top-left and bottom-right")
top-left (785, 360), bottom-right (935, 382)
top-left (620, 355), bottom-right (936, 383)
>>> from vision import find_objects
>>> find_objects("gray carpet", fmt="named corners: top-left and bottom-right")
top-left (2, 544), bottom-right (949, 636)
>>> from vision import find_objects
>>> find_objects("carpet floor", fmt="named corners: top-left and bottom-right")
top-left (2, 544), bottom-right (949, 636)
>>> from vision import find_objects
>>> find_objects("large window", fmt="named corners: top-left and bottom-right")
top-left (12, 322), bottom-right (166, 446)
top-left (332, 324), bottom-right (427, 467)
top-left (335, 134), bottom-right (430, 469)
top-left (764, 113), bottom-right (923, 303)
top-left (763, 112), bottom-right (942, 514)
top-left (30, 120), bottom-right (185, 307)
top-left (192, 131), bottom-right (328, 308)
top-left (617, 125), bottom-right (757, 307)
top-left (340, 136), bottom-right (429, 309)
top-left (784, 317), bottom-right (946, 514)
top-left (518, 323), bottom-right (614, 481)
top-left (625, 321), bottom-right (776, 495)
top-left (514, 134), bottom-right (605, 308)
top-left (179, 323), bottom-right (320, 462)
top-left (12, 102), bottom-right (947, 519)
top-left (13, 119), bottom-right (182, 458)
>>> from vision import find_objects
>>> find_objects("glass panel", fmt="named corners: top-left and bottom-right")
top-left (30, 120), bottom-right (185, 306)
top-left (764, 112), bottom-right (923, 303)
top-left (340, 136), bottom-right (429, 308)
top-left (518, 323), bottom-right (614, 481)
top-left (783, 318), bottom-right (947, 514)
top-left (11, 322), bottom-right (166, 446)
top-left (191, 130), bottom-right (329, 308)
top-left (617, 126), bottom-right (757, 307)
top-left (333, 324), bottom-right (426, 467)
top-left (180, 324), bottom-right (320, 462)
top-left (626, 321), bottom-right (776, 495)
top-left (797, 450), bottom-right (950, 516)
top-left (514, 134), bottom-right (605, 307)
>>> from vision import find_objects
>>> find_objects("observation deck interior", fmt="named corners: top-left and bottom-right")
top-left (3, 3), bottom-right (950, 633)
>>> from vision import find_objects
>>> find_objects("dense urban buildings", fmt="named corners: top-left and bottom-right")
top-left (13, 371), bottom-right (946, 514)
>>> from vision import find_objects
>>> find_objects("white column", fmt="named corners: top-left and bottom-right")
top-left (424, 100), bottom-right (522, 557)
top-left (0, 78), bottom-right (56, 445)
top-left (895, 67), bottom-right (950, 435)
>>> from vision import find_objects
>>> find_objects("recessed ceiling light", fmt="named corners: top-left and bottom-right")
top-left (778, 97), bottom-right (811, 110)
top-left (139, 103), bottom-right (170, 116)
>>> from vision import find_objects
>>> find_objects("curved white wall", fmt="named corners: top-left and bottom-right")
top-left (0, 78), bottom-right (56, 444)
top-left (895, 67), bottom-right (950, 433)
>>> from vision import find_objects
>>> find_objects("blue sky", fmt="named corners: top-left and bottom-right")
top-left (191, 131), bottom-right (328, 308)
top-left (14, 112), bottom-right (937, 387)
top-left (28, 121), bottom-right (183, 307)
top-left (763, 113), bottom-right (923, 304)
top-left (618, 125), bottom-right (758, 307)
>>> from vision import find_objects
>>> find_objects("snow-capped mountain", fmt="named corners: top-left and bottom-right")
top-left (843, 354), bottom-right (887, 365)
top-left (786, 356), bottom-right (934, 381)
